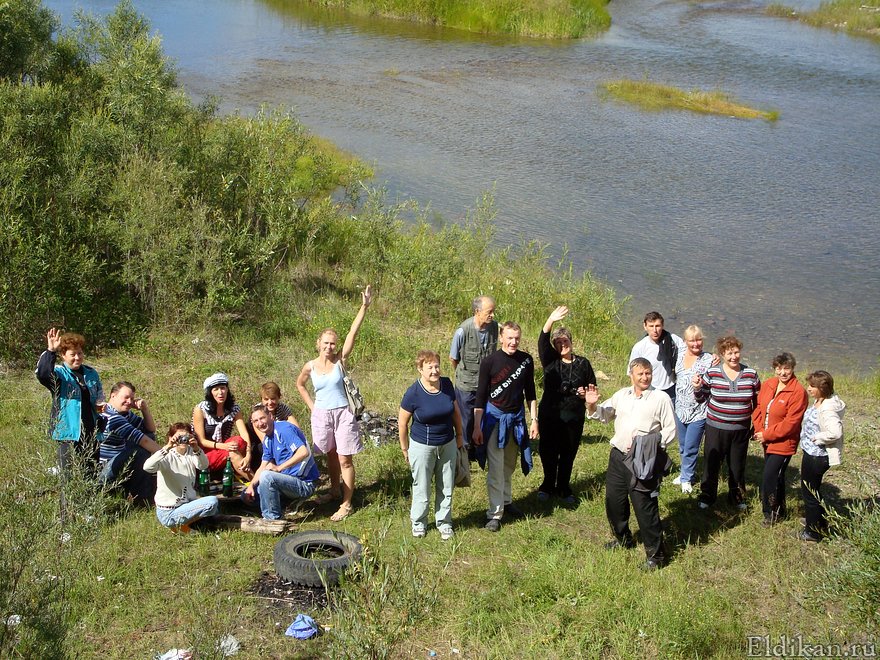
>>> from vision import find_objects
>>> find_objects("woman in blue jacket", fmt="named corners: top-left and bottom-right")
top-left (36, 327), bottom-right (105, 475)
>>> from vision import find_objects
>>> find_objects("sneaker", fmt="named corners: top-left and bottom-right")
top-left (640, 559), bottom-right (663, 571)
top-left (484, 519), bottom-right (501, 532)
top-left (797, 529), bottom-right (821, 543)
top-left (504, 503), bottom-right (526, 519)
top-left (698, 501), bottom-right (710, 510)
top-left (672, 475), bottom-right (682, 485)
top-left (681, 482), bottom-right (693, 494)
top-left (438, 524), bottom-right (454, 541)
top-left (412, 523), bottom-right (426, 538)
top-left (537, 490), bottom-right (551, 502)
top-left (561, 494), bottom-right (577, 505)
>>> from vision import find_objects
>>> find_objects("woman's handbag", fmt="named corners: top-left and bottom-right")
top-left (338, 360), bottom-right (365, 417)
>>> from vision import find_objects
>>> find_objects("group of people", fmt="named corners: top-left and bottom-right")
top-left (37, 294), bottom-right (846, 565)
top-left (36, 286), bottom-right (373, 532)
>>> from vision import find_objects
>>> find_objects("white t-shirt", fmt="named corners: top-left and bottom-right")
top-left (628, 334), bottom-right (685, 392)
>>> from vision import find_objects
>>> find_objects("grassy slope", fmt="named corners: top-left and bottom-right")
top-left (2, 278), bottom-right (877, 657)
top-left (297, 0), bottom-right (611, 38)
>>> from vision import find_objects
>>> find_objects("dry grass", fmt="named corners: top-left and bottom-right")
top-left (600, 79), bottom-right (780, 122)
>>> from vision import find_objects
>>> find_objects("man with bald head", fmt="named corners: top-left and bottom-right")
top-left (450, 295), bottom-right (498, 457)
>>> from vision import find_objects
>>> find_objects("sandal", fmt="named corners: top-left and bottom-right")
top-left (330, 504), bottom-right (353, 522)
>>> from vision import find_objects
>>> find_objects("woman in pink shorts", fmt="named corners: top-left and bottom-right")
top-left (296, 285), bottom-right (372, 521)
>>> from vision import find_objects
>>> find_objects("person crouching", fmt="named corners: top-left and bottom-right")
top-left (143, 423), bottom-right (220, 533)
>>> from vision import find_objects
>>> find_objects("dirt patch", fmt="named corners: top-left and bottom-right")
top-left (248, 571), bottom-right (330, 617)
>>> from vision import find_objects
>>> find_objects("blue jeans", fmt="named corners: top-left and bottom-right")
top-left (674, 417), bottom-right (706, 484)
top-left (455, 388), bottom-right (476, 449)
top-left (257, 471), bottom-right (316, 520)
top-left (156, 496), bottom-right (219, 528)
top-left (408, 439), bottom-right (456, 527)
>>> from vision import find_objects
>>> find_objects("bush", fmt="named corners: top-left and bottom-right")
top-left (0, 1), bottom-right (363, 362)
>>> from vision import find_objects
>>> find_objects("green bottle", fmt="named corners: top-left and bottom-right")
top-left (222, 457), bottom-right (234, 497)
top-left (197, 469), bottom-right (210, 496)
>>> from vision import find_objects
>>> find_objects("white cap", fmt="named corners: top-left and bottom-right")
top-left (203, 372), bottom-right (229, 390)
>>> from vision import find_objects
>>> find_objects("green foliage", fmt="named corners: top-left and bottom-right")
top-left (0, 1), bottom-right (363, 362)
top-left (328, 522), bottom-right (440, 659)
top-left (768, 0), bottom-right (880, 40)
top-left (600, 79), bottom-right (780, 121)
top-left (0, 0), bottom-right (57, 82)
top-left (818, 480), bottom-right (880, 629)
top-left (297, 0), bottom-right (611, 38)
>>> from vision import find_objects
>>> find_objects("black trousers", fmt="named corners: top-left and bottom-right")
top-left (538, 414), bottom-right (584, 497)
top-left (699, 426), bottom-right (751, 505)
top-left (605, 447), bottom-right (666, 563)
top-left (761, 452), bottom-right (792, 519)
top-left (801, 452), bottom-right (830, 535)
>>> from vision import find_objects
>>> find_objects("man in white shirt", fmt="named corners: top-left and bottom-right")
top-left (586, 357), bottom-right (676, 570)
top-left (628, 311), bottom-right (685, 404)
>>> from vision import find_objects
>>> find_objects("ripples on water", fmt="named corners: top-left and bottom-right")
top-left (49, 0), bottom-right (880, 370)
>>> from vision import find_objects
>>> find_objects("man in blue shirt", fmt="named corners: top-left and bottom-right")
top-left (243, 405), bottom-right (319, 520)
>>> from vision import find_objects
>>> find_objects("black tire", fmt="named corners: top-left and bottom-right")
top-left (274, 530), bottom-right (363, 587)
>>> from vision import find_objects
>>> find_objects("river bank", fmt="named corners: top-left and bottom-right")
top-left (768, 0), bottom-right (880, 40)
top-left (281, 0), bottom-right (611, 38)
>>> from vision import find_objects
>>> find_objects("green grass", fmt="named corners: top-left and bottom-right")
top-left (294, 0), bottom-right (612, 38)
top-left (2, 2), bottom-right (877, 655)
top-left (2, 310), bottom-right (878, 656)
top-left (768, 0), bottom-right (880, 40)
top-left (600, 79), bottom-right (781, 122)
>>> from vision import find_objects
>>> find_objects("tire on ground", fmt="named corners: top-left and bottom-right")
top-left (273, 530), bottom-right (363, 587)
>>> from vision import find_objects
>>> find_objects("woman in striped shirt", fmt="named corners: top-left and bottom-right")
top-left (692, 336), bottom-right (761, 510)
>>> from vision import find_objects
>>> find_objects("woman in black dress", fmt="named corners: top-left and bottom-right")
top-left (537, 306), bottom-right (596, 504)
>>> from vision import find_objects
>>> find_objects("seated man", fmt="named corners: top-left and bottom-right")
top-left (243, 404), bottom-right (319, 520)
top-left (98, 381), bottom-right (162, 503)
top-left (246, 381), bottom-right (301, 472)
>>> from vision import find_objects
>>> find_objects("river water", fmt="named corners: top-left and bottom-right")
top-left (49, 0), bottom-right (880, 371)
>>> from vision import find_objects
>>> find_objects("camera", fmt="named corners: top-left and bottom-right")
top-left (176, 433), bottom-right (191, 445)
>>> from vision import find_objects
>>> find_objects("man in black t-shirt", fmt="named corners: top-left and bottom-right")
top-left (473, 322), bottom-right (538, 532)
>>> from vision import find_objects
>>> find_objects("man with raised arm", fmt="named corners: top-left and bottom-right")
top-left (586, 357), bottom-right (677, 570)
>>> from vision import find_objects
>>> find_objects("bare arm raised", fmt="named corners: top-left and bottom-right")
top-left (340, 285), bottom-right (372, 362)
